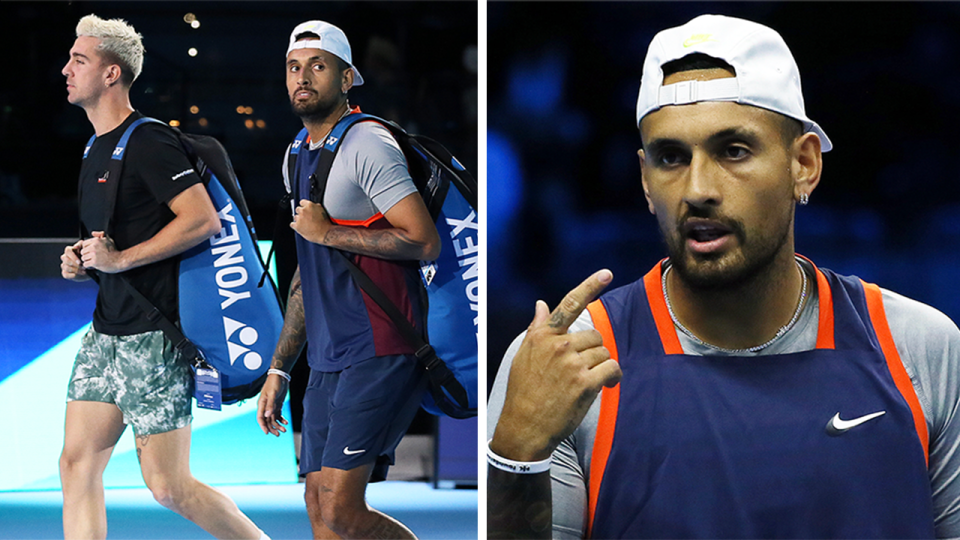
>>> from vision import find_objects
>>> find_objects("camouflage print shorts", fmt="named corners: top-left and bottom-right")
top-left (67, 327), bottom-right (193, 436)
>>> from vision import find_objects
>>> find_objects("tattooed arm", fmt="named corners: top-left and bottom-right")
top-left (290, 193), bottom-right (441, 261)
top-left (257, 266), bottom-right (306, 436)
top-left (487, 271), bottom-right (620, 539)
top-left (271, 266), bottom-right (306, 372)
top-left (488, 468), bottom-right (553, 539)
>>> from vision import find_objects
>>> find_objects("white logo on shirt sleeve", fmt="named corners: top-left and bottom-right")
top-left (172, 169), bottom-right (195, 181)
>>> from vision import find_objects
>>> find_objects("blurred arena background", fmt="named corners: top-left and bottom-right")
top-left (0, 1), bottom-right (477, 234)
top-left (487, 2), bottom-right (960, 386)
top-left (0, 2), bottom-right (477, 538)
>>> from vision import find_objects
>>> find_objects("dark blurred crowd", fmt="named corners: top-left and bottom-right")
top-left (0, 1), bottom-right (477, 238)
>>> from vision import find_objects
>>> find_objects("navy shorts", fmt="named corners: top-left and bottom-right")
top-left (299, 353), bottom-right (427, 482)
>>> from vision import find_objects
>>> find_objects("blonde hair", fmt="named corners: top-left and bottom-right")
top-left (76, 14), bottom-right (144, 85)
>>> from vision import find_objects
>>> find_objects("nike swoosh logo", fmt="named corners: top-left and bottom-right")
top-left (825, 411), bottom-right (886, 436)
top-left (683, 33), bottom-right (715, 48)
top-left (343, 447), bottom-right (366, 456)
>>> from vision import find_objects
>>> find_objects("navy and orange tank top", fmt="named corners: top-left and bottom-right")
top-left (292, 118), bottom-right (424, 372)
top-left (584, 260), bottom-right (933, 538)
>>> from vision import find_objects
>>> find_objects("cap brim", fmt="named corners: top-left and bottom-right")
top-left (805, 121), bottom-right (832, 153)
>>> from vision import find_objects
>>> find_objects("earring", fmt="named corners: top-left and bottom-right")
top-left (799, 193), bottom-right (809, 206)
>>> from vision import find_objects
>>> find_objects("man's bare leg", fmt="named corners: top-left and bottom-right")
top-left (304, 474), bottom-right (341, 540)
top-left (136, 424), bottom-right (263, 539)
top-left (60, 400), bottom-right (127, 540)
top-left (305, 465), bottom-right (416, 540)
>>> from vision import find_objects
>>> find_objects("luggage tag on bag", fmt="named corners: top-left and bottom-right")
top-left (194, 361), bottom-right (222, 411)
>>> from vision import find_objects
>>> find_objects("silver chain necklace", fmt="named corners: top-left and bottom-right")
top-left (307, 106), bottom-right (353, 151)
top-left (662, 259), bottom-right (808, 354)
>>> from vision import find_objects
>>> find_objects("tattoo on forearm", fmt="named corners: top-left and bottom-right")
top-left (272, 268), bottom-right (306, 371)
top-left (323, 226), bottom-right (426, 260)
top-left (487, 467), bottom-right (553, 539)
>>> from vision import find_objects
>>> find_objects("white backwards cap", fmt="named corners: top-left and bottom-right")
top-left (636, 14), bottom-right (831, 152)
top-left (287, 20), bottom-right (364, 86)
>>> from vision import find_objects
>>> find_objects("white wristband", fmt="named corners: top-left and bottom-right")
top-left (268, 368), bottom-right (291, 382)
top-left (487, 439), bottom-right (551, 474)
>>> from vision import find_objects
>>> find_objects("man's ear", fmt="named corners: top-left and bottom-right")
top-left (638, 148), bottom-right (656, 215)
top-left (104, 64), bottom-right (122, 87)
top-left (792, 132), bottom-right (823, 203)
top-left (342, 68), bottom-right (354, 94)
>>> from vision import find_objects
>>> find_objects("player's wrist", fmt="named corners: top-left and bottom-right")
top-left (314, 223), bottom-right (337, 246)
top-left (116, 249), bottom-right (132, 273)
top-left (102, 244), bottom-right (133, 274)
top-left (293, 223), bottom-right (326, 246)
top-left (487, 439), bottom-right (552, 474)
top-left (490, 427), bottom-right (554, 462)
top-left (267, 368), bottom-right (291, 382)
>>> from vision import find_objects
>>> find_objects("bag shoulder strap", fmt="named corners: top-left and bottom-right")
top-left (286, 127), bottom-right (310, 193)
top-left (78, 134), bottom-right (97, 239)
top-left (336, 251), bottom-right (466, 407)
top-left (308, 112), bottom-right (377, 203)
top-left (260, 127), bottom-right (311, 288)
top-left (118, 277), bottom-right (198, 360)
top-left (80, 116), bottom-right (165, 235)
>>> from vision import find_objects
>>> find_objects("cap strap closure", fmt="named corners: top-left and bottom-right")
top-left (288, 39), bottom-right (324, 54)
top-left (658, 78), bottom-right (740, 106)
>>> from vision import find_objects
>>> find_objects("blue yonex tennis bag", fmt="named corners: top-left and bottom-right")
top-left (82, 117), bottom-right (283, 406)
top-left (287, 113), bottom-right (478, 419)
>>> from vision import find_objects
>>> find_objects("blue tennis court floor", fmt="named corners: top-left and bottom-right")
top-left (0, 482), bottom-right (477, 539)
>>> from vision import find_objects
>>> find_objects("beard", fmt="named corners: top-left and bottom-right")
top-left (290, 89), bottom-right (341, 123)
top-left (662, 207), bottom-right (792, 292)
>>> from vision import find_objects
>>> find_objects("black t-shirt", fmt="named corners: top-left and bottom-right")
top-left (79, 111), bottom-right (202, 335)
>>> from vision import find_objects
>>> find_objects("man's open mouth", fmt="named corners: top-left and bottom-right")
top-left (683, 220), bottom-right (731, 241)
top-left (680, 219), bottom-right (736, 253)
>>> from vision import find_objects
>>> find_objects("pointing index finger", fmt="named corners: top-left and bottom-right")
top-left (545, 269), bottom-right (613, 334)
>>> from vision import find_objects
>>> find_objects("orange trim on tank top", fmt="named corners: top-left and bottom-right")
top-left (644, 261), bottom-right (684, 355)
top-left (648, 255), bottom-right (836, 351)
top-left (330, 213), bottom-right (384, 228)
top-left (794, 254), bottom-right (836, 350)
top-left (585, 300), bottom-right (620, 538)
top-left (862, 281), bottom-right (929, 466)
